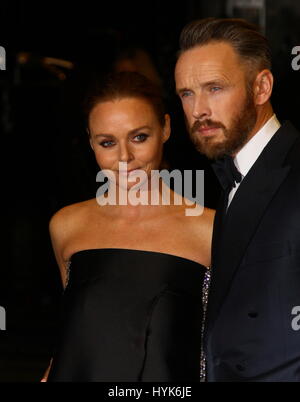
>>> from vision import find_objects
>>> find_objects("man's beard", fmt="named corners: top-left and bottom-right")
top-left (189, 92), bottom-right (257, 160)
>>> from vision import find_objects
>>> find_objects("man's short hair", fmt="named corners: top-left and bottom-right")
top-left (179, 17), bottom-right (271, 72)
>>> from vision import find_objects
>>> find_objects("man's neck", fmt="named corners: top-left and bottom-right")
top-left (248, 103), bottom-right (274, 143)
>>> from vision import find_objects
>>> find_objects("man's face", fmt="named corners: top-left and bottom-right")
top-left (175, 41), bottom-right (257, 159)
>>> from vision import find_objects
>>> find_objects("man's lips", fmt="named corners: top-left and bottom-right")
top-left (196, 126), bottom-right (221, 136)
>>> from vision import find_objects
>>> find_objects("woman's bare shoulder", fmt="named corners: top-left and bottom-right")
top-left (195, 206), bottom-right (215, 232)
top-left (49, 198), bottom-right (97, 236)
top-left (176, 196), bottom-right (215, 222)
top-left (201, 206), bottom-right (216, 225)
top-left (178, 203), bottom-right (215, 235)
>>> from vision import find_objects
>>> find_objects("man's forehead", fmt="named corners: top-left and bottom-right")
top-left (175, 43), bottom-right (244, 86)
top-left (175, 61), bottom-right (237, 89)
top-left (177, 43), bottom-right (240, 69)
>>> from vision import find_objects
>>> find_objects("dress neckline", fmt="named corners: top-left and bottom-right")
top-left (69, 247), bottom-right (208, 270)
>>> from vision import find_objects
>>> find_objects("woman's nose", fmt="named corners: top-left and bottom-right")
top-left (119, 143), bottom-right (134, 163)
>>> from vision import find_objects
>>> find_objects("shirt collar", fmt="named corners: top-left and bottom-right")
top-left (234, 114), bottom-right (281, 178)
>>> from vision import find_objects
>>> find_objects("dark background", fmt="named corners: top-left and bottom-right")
top-left (0, 0), bottom-right (300, 381)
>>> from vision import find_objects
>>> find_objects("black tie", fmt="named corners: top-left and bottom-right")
top-left (212, 155), bottom-right (242, 192)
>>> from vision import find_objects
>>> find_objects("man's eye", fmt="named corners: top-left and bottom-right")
top-left (180, 91), bottom-right (192, 98)
top-left (133, 133), bottom-right (149, 142)
top-left (210, 86), bottom-right (221, 92)
top-left (100, 140), bottom-right (115, 148)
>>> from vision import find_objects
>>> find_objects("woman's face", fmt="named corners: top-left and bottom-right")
top-left (88, 97), bottom-right (170, 189)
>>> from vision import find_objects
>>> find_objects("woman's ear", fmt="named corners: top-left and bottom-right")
top-left (87, 128), bottom-right (94, 150)
top-left (253, 69), bottom-right (273, 106)
top-left (162, 114), bottom-right (171, 143)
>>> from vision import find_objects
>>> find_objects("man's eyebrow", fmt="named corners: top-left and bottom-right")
top-left (202, 79), bottom-right (227, 86)
top-left (176, 79), bottom-right (228, 94)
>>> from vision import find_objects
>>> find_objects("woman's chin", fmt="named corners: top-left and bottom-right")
top-left (117, 180), bottom-right (149, 192)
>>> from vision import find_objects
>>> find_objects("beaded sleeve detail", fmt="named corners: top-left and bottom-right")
top-left (64, 260), bottom-right (71, 289)
top-left (200, 269), bottom-right (211, 381)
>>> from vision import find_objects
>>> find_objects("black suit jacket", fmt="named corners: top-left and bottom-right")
top-left (204, 121), bottom-right (300, 381)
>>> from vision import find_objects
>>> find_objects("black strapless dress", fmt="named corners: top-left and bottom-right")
top-left (48, 248), bottom-right (206, 382)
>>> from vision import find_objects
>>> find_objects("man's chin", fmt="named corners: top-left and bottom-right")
top-left (195, 141), bottom-right (228, 160)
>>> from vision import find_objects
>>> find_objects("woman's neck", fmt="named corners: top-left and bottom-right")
top-left (96, 178), bottom-right (181, 220)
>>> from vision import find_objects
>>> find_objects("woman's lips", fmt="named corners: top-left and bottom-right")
top-left (118, 168), bottom-right (140, 176)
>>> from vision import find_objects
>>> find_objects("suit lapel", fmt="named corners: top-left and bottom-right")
top-left (206, 122), bottom-right (299, 333)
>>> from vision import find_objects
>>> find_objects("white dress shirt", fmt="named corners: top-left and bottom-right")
top-left (227, 114), bottom-right (281, 207)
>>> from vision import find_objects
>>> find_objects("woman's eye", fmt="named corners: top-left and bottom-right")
top-left (100, 140), bottom-right (115, 148)
top-left (133, 133), bottom-right (149, 142)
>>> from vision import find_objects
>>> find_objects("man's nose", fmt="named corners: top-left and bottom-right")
top-left (192, 95), bottom-right (211, 120)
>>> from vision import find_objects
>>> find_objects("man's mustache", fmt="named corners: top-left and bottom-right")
top-left (191, 119), bottom-right (225, 133)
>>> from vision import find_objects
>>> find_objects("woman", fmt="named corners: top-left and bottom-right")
top-left (45, 71), bottom-right (214, 382)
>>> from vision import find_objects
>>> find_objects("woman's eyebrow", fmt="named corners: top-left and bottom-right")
top-left (94, 125), bottom-right (151, 138)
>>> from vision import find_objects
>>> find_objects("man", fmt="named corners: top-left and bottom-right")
top-left (175, 17), bottom-right (300, 381)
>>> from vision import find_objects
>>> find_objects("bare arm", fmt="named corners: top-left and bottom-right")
top-left (40, 358), bottom-right (53, 382)
top-left (41, 209), bottom-right (73, 381)
top-left (49, 209), bottom-right (73, 289)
